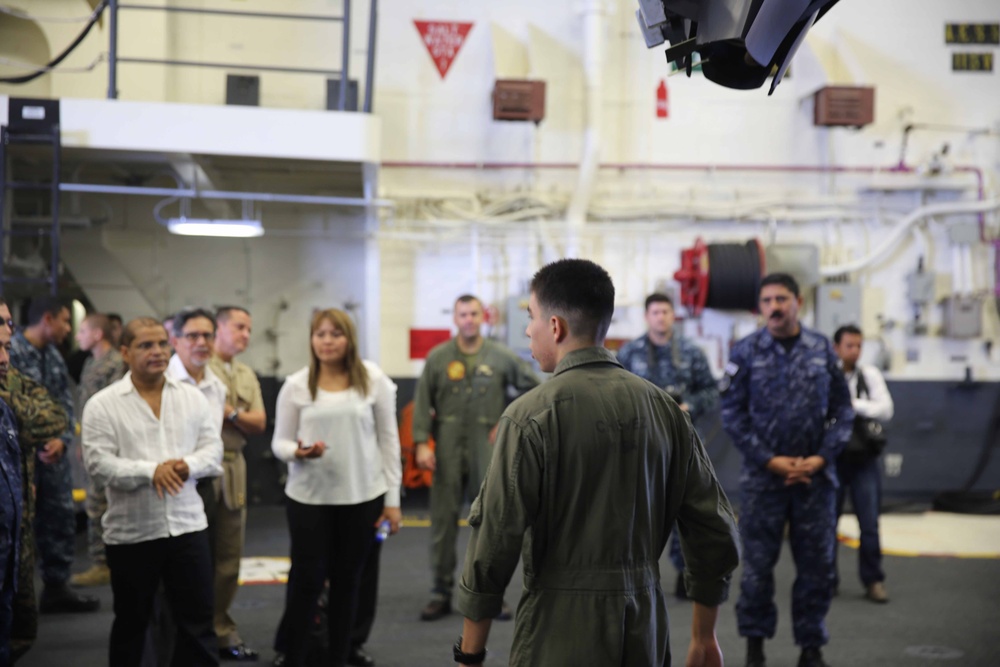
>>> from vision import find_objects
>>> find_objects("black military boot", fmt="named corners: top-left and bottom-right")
top-left (797, 646), bottom-right (831, 667)
top-left (746, 637), bottom-right (766, 667)
top-left (39, 584), bottom-right (100, 613)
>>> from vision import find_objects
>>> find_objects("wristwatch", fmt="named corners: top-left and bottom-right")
top-left (226, 408), bottom-right (240, 423)
top-left (453, 637), bottom-right (486, 664)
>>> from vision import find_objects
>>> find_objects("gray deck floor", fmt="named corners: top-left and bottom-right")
top-left (18, 504), bottom-right (1000, 667)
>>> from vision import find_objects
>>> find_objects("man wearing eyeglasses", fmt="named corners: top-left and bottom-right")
top-left (10, 296), bottom-right (99, 616)
top-left (0, 299), bottom-right (69, 661)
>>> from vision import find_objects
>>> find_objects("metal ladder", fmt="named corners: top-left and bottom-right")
top-left (0, 98), bottom-right (62, 297)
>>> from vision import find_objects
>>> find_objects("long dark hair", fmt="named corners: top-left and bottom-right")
top-left (307, 309), bottom-right (369, 400)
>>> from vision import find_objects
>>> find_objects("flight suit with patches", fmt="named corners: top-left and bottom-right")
top-left (412, 338), bottom-right (539, 598)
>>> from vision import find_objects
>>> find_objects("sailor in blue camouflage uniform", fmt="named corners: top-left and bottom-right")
top-left (617, 292), bottom-right (718, 598)
top-left (10, 297), bottom-right (99, 614)
top-left (720, 273), bottom-right (853, 667)
top-left (0, 328), bottom-right (24, 667)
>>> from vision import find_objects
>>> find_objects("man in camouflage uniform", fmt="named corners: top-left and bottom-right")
top-left (70, 313), bottom-right (126, 587)
top-left (0, 299), bottom-right (68, 660)
top-left (10, 297), bottom-right (99, 615)
top-left (617, 292), bottom-right (718, 599)
top-left (414, 294), bottom-right (540, 622)
top-left (0, 316), bottom-right (25, 667)
top-left (720, 273), bottom-right (853, 667)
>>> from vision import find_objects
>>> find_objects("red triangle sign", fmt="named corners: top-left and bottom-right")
top-left (414, 20), bottom-right (474, 79)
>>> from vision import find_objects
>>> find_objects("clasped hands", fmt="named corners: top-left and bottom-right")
top-left (152, 459), bottom-right (191, 498)
top-left (766, 455), bottom-right (826, 486)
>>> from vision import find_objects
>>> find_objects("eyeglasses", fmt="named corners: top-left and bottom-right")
top-left (3, 319), bottom-right (13, 332)
top-left (181, 332), bottom-right (215, 342)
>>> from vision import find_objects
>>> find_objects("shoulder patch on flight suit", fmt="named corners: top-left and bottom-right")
top-left (447, 360), bottom-right (466, 381)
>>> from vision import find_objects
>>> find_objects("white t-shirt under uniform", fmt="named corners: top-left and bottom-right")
top-left (271, 361), bottom-right (402, 508)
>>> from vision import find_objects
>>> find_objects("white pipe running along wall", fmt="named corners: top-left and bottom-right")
top-left (820, 198), bottom-right (1000, 277)
top-left (565, 0), bottom-right (606, 232)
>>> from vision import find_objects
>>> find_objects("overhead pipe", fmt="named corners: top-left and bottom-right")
top-left (58, 182), bottom-right (394, 208)
top-left (819, 197), bottom-right (1000, 277)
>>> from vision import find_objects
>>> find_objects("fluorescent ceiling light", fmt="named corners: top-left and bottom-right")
top-left (166, 217), bottom-right (264, 238)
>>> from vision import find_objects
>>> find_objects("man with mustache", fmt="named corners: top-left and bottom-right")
top-left (82, 317), bottom-right (223, 665)
top-left (720, 273), bottom-right (853, 667)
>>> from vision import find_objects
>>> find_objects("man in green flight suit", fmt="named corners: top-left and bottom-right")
top-left (414, 294), bottom-right (540, 622)
top-left (0, 300), bottom-right (69, 662)
top-left (453, 259), bottom-right (740, 667)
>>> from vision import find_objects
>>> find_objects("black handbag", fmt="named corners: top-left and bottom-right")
top-left (841, 370), bottom-right (888, 464)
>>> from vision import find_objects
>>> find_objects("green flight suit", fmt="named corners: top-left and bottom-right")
top-left (412, 338), bottom-right (540, 596)
top-left (456, 347), bottom-right (740, 666)
top-left (0, 369), bottom-right (68, 657)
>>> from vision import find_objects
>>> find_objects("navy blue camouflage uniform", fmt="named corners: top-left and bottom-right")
top-left (0, 398), bottom-right (24, 666)
top-left (618, 333), bottom-right (718, 573)
top-left (10, 330), bottom-right (77, 589)
top-left (720, 326), bottom-right (853, 648)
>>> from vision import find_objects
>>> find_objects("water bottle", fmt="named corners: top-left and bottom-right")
top-left (375, 519), bottom-right (391, 543)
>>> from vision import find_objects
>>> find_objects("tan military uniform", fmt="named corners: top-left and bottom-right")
top-left (207, 355), bottom-right (265, 648)
top-left (456, 347), bottom-right (740, 666)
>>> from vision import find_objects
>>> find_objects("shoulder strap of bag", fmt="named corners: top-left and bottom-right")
top-left (855, 368), bottom-right (871, 399)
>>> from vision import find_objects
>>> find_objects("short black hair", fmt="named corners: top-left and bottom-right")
top-left (645, 293), bottom-right (673, 311)
top-left (121, 317), bottom-right (166, 349)
top-left (760, 273), bottom-right (800, 298)
top-left (173, 307), bottom-right (216, 334)
top-left (216, 306), bottom-right (250, 323)
top-left (26, 296), bottom-right (71, 326)
top-left (107, 313), bottom-right (123, 325)
top-left (530, 259), bottom-right (615, 341)
top-left (834, 324), bottom-right (863, 345)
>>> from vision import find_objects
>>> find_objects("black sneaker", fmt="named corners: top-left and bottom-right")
top-left (347, 647), bottom-right (375, 667)
top-left (219, 643), bottom-right (260, 662)
top-left (39, 584), bottom-right (100, 614)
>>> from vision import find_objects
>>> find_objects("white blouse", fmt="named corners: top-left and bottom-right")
top-left (271, 362), bottom-right (402, 507)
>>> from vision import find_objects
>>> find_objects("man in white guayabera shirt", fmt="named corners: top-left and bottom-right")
top-left (82, 317), bottom-right (223, 666)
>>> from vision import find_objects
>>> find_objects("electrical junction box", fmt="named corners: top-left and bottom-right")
top-left (816, 283), bottom-right (861, 339)
top-left (947, 222), bottom-right (981, 245)
top-left (907, 272), bottom-right (936, 305)
top-left (493, 80), bottom-right (546, 123)
top-left (942, 295), bottom-right (983, 338)
top-left (226, 75), bottom-right (260, 106)
top-left (814, 86), bottom-right (875, 127)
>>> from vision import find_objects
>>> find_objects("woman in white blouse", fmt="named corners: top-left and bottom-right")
top-left (271, 309), bottom-right (402, 667)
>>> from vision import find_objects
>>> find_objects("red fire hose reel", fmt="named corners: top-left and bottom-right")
top-left (673, 238), bottom-right (765, 316)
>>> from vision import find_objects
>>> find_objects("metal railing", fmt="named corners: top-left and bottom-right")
top-left (106, 0), bottom-right (378, 112)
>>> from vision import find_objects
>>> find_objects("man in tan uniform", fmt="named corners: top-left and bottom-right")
top-left (208, 306), bottom-right (266, 662)
top-left (454, 259), bottom-right (741, 667)
top-left (414, 295), bottom-right (539, 621)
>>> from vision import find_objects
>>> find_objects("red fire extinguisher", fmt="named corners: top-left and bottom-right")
top-left (656, 79), bottom-right (669, 119)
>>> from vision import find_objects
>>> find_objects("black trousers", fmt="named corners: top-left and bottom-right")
top-left (105, 530), bottom-right (218, 667)
top-left (279, 496), bottom-right (383, 667)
